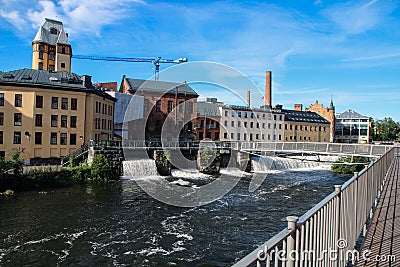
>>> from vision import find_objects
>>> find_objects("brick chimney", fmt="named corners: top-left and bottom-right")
top-left (265, 71), bottom-right (272, 107)
top-left (246, 90), bottom-right (251, 107)
top-left (294, 104), bottom-right (303, 111)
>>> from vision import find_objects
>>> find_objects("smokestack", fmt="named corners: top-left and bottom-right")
top-left (265, 71), bottom-right (272, 107)
top-left (294, 104), bottom-right (303, 111)
top-left (246, 90), bottom-right (251, 107)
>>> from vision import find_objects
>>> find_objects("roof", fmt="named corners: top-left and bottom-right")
top-left (0, 68), bottom-right (115, 101)
top-left (336, 109), bottom-right (368, 119)
top-left (123, 78), bottom-right (198, 96)
top-left (33, 18), bottom-right (70, 45)
top-left (282, 109), bottom-right (330, 124)
top-left (197, 102), bottom-right (221, 117)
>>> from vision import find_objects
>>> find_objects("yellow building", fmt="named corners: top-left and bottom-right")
top-left (32, 18), bottom-right (72, 72)
top-left (0, 69), bottom-right (115, 163)
top-left (305, 100), bottom-right (335, 142)
top-left (273, 105), bottom-right (330, 142)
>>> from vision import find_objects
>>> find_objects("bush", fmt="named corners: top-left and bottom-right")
top-left (23, 168), bottom-right (73, 188)
top-left (88, 154), bottom-right (119, 183)
top-left (70, 165), bottom-right (91, 183)
top-left (331, 156), bottom-right (370, 174)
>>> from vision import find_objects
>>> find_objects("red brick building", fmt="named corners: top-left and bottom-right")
top-left (120, 76), bottom-right (198, 141)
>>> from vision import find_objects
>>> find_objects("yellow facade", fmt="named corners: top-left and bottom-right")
top-left (0, 83), bottom-right (114, 162)
top-left (284, 121), bottom-right (330, 142)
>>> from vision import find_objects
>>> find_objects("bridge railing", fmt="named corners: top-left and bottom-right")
top-left (241, 142), bottom-right (393, 157)
top-left (233, 146), bottom-right (398, 267)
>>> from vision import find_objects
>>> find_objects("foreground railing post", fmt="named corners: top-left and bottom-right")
top-left (287, 216), bottom-right (299, 267)
top-left (334, 185), bottom-right (342, 267)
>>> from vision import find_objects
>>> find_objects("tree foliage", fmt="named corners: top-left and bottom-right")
top-left (372, 117), bottom-right (400, 141)
top-left (331, 156), bottom-right (370, 174)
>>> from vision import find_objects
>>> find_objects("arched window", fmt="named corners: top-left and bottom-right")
top-left (50, 28), bottom-right (58, 34)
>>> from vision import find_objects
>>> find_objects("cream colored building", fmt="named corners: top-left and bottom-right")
top-left (32, 18), bottom-right (72, 72)
top-left (273, 105), bottom-right (330, 142)
top-left (0, 69), bottom-right (115, 163)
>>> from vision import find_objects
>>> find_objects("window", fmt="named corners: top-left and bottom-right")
top-left (224, 132), bottom-right (228, 139)
top-left (15, 94), bottom-right (22, 107)
top-left (61, 98), bottom-right (68, 110)
top-left (14, 113), bottom-right (22, 126)
top-left (71, 98), bottom-right (77, 110)
top-left (13, 132), bottom-right (21, 144)
top-left (49, 51), bottom-right (55, 61)
top-left (70, 116), bottom-right (77, 128)
top-left (102, 103), bottom-right (106, 114)
top-left (0, 112), bottom-right (3, 125)
top-left (50, 132), bottom-right (57, 145)
top-left (51, 115), bottom-right (58, 127)
top-left (224, 111), bottom-right (228, 117)
top-left (61, 62), bottom-right (66, 68)
top-left (39, 51), bottom-right (44, 59)
top-left (51, 97), bottom-right (58, 109)
top-left (250, 122), bottom-right (253, 128)
top-left (39, 44), bottom-right (44, 51)
top-left (61, 47), bottom-right (66, 54)
top-left (156, 100), bottom-right (161, 111)
top-left (61, 115), bottom-right (67, 127)
top-left (237, 133), bottom-right (240, 140)
top-left (0, 93), bottom-right (3, 106)
top-left (244, 122), bottom-right (248, 128)
top-left (38, 62), bottom-right (43, 70)
top-left (224, 121), bottom-right (228, 127)
top-left (35, 114), bottom-right (42, 127)
top-left (238, 121), bottom-right (241, 127)
top-left (50, 28), bottom-right (57, 34)
top-left (35, 132), bottom-right (42, 145)
top-left (244, 133), bottom-right (247, 140)
top-left (168, 101), bottom-right (173, 113)
top-left (244, 112), bottom-right (248, 118)
top-left (70, 134), bottom-right (77, 145)
top-left (36, 95), bottom-right (43, 108)
top-left (279, 124), bottom-right (282, 130)
top-left (0, 131), bottom-right (2, 144)
top-left (251, 113), bottom-right (254, 119)
top-left (102, 119), bottom-right (106, 130)
top-left (231, 133), bottom-right (234, 139)
top-left (268, 123), bottom-right (271, 129)
top-left (231, 111), bottom-right (235, 117)
top-left (256, 123), bottom-right (259, 128)
top-left (60, 133), bottom-right (67, 145)
top-left (238, 111), bottom-right (242, 118)
top-left (231, 121), bottom-right (234, 127)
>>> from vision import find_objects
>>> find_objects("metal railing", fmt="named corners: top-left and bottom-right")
top-left (60, 141), bottom-right (90, 165)
top-left (240, 142), bottom-right (393, 157)
top-left (233, 147), bottom-right (398, 267)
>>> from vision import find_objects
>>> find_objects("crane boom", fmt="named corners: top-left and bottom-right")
top-left (72, 55), bottom-right (188, 81)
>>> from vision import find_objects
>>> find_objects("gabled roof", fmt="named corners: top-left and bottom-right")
top-left (337, 109), bottom-right (368, 119)
top-left (282, 109), bottom-right (330, 124)
top-left (0, 68), bottom-right (115, 101)
top-left (123, 77), bottom-right (198, 96)
top-left (33, 18), bottom-right (70, 45)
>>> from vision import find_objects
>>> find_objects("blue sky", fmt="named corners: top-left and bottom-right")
top-left (0, 0), bottom-right (399, 120)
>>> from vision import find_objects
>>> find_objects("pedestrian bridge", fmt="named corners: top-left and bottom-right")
top-left (233, 146), bottom-right (400, 267)
top-left (61, 140), bottom-right (394, 165)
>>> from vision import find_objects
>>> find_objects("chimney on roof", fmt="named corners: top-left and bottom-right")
top-left (81, 75), bottom-right (92, 88)
top-left (246, 90), bottom-right (251, 107)
top-left (265, 71), bottom-right (272, 107)
top-left (294, 104), bottom-right (303, 111)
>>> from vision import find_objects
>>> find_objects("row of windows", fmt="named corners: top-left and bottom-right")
top-left (223, 120), bottom-right (282, 130)
top-left (0, 113), bottom-right (78, 128)
top-left (0, 131), bottom-right (78, 145)
top-left (154, 100), bottom-right (193, 113)
top-left (285, 136), bottom-right (326, 141)
top-left (0, 93), bottom-right (78, 110)
top-left (94, 118), bottom-right (113, 130)
top-left (223, 110), bottom-right (283, 121)
top-left (285, 124), bottom-right (327, 132)
top-left (223, 132), bottom-right (282, 141)
top-left (95, 101), bottom-right (113, 116)
top-left (38, 62), bottom-right (65, 70)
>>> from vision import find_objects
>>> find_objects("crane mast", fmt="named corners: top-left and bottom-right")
top-left (72, 55), bottom-right (188, 81)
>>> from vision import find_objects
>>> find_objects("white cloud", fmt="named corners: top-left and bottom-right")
top-left (0, 0), bottom-right (145, 38)
top-left (322, 0), bottom-right (393, 35)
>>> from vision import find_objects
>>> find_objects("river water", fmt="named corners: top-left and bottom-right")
top-left (0, 163), bottom-right (348, 266)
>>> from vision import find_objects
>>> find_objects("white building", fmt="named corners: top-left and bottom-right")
top-left (196, 98), bottom-right (284, 142)
top-left (335, 109), bottom-right (371, 143)
top-left (106, 91), bottom-right (144, 138)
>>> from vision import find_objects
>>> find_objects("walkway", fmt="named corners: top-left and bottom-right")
top-left (356, 156), bottom-right (399, 266)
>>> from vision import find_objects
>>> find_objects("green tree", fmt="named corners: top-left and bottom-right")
top-left (373, 117), bottom-right (400, 141)
top-left (89, 154), bottom-right (118, 183)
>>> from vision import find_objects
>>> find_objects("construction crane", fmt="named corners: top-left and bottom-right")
top-left (72, 55), bottom-right (188, 81)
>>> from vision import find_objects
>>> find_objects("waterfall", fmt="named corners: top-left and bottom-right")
top-left (123, 159), bottom-right (158, 177)
top-left (252, 156), bottom-right (329, 172)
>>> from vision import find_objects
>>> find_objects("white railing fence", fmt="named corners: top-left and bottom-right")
top-left (233, 147), bottom-right (397, 267)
